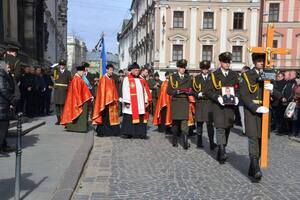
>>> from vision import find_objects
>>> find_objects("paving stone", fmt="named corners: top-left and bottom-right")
top-left (72, 122), bottom-right (300, 199)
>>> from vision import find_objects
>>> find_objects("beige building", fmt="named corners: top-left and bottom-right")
top-left (67, 36), bottom-right (87, 70)
top-left (127, 0), bottom-right (261, 72)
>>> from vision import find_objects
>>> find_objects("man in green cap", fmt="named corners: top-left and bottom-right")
top-left (52, 59), bottom-right (72, 125)
top-left (148, 72), bottom-right (162, 115)
top-left (192, 60), bottom-right (216, 150)
top-left (167, 59), bottom-right (192, 150)
top-left (206, 52), bottom-right (239, 164)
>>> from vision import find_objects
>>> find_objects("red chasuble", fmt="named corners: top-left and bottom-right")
top-left (128, 73), bottom-right (142, 124)
top-left (92, 75), bottom-right (120, 125)
top-left (60, 74), bottom-right (93, 125)
top-left (139, 76), bottom-right (152, 123)
top-left (153, 80), bottom-right (172, 126)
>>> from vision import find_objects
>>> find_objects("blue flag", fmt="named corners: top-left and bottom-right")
top-left (100, 37), bottom-right (106, 76)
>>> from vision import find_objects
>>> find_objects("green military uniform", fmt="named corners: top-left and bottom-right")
top-left (167, 59), bottom-right (192, 149)
top-left (192, 61), bottom-right (215, 150)
top-left (206, 52), bottom-right (239, 163)
top-left (148, 73), bottom-right (162, 115)
top-left (53, 59), bottom-right (71, 124)
top-left (239, 53), bottom-right (283, 181)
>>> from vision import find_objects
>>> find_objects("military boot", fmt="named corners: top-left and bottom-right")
top-left (249, 157), bottom-right (262, 181)
top-left (55, 115), bottom-right (61, 125)
top-left (217, 145), bottom-right (226, 164)
top-left (197, 127), bottom-right (203, 148)
top-left (183, 134), bottom-right (189, 150)
top-left (172, 131), bottom-right (178, 147)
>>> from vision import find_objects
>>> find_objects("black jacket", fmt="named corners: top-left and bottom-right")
top-left (0, 69), bottom-right (16, 120)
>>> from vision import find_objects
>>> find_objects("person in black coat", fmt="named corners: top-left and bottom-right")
top-left (0, 60), bottom-right (17, 153)
top-left (43, 67), bottom-right (54, 115)
top-left (34, 66), bottom-right (47, 116)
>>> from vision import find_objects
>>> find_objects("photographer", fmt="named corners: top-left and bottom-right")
top-left (0, 59), bottom-right (17, 153)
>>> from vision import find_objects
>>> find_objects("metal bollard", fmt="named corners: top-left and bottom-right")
top-left (15, 112), bottom-right (23, 200)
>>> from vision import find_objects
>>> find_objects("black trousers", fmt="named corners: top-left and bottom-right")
top-left (0, 120), bottom-right (9, 148)
top-left (25, 92), bottom-right (35, 117)
top-left (44, 90), bottom-right (52, 114)
top-left (197, 121), bottom-right (215, 146)
top-left (55, 104), bottom-right (64, 122)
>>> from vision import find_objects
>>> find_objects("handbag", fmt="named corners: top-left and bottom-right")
top-left (284, 102), bottom-right (296, 119)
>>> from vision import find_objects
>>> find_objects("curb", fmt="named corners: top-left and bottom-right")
top-left (8, 121), bottom-right (46, 136)
top-left (51, 131), bottom-right (94, 200)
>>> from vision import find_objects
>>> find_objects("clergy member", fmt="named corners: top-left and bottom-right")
top-left (60, 65), bottom-right (93, 133)
top-left (121, 63), bottom-right (148, 139)
top-left (153, 71), bottom-right (172, 134)
top-left (93, 64), bottom-right (120, 136)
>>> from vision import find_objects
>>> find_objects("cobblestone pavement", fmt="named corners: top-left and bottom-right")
top-left (73, 125), bottom-right (300, 200)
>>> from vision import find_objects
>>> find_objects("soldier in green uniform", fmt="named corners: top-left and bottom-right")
top-left (207, 52), bottom-right (239, 164)
top-left (148, 72), bottom-right (162, 115)
top-left (53, 59), bottom-right (71, 125)
top-left (167, 59), bottom-right (192, 150)
top-left (239, 53), bottom-right (279, 181)
top-left (192, 60), bottom-right (216, 150)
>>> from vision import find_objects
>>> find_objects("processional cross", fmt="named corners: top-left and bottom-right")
top-left (249, 23), bottom-right (290, 168)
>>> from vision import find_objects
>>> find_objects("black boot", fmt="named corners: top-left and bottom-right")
top-left (55, 115), bottom-right (60, 125)
top-left (196, 134), bottom-right (203, 148)
top-left (217, 145), bottom-right (226, 164)
top-left (252, 157), bottom-right (262, 181)
top-left (172, 130), bottom-right (178, 147)
top-left (183, 134), bottom-right (189, 150)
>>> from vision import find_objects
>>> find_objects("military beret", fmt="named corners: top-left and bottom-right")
top-left (131, 62), bottom-right (140, 70)
top-left (76, 65), bottom-right (86, 71)
top-left (199, 60), bottom-right (211, 69)
top-left (252, 53), bottom-right (265, 62)
top-left (176, 59), bottom-right (188, 68)
top-left (219, 52), bottom-right (232, 63)
top-left (59, 59), bottom-right (67, 65)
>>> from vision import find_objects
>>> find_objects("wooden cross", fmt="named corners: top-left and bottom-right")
top-left (249, 23), bottom-right (290, 168)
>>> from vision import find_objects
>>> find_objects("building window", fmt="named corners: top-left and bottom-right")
top-left (172, 45), bottom-right (183, 61)
top-left (173, 11), bottom-right (184, 28)
top-left (232, 46), bottom-right (243, 62)
top-left (202, 45), bottom-right (213, 61)
top-left (272, 40), bottom-right (278, 60)
top-left (233, 13), bottom-right (244, 30)
top-left (269, 3), bottom-right (280, 22)
top-left (203, 12), bottom-right (214, 29)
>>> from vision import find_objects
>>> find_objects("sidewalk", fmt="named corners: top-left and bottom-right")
top-left (0, 115), bottom-right (87, 200)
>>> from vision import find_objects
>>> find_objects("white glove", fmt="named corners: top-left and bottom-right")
top-left (119, 97), bottom-right (123, 102)
top-left (264, 83), bottom-right (273, 91)
top-left (50, 63), bottom-right (59, 68)
top-left (256, 106), bottom-right (269, 114)
top-left (234, 97), bottom-right (239, 105)
top-left (217, 96), bottom-right (224, 106)
top-left (198, 92), bottom-right (203, 98)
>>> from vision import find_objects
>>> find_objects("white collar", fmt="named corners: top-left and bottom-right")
top-left (202, 74), bottom-right (208, 79)
top-left (60, 68), bottom-right (65, 73)
top-left (105, 73), bottom-right (111, 79)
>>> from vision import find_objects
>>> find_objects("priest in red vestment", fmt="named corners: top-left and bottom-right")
top-left (121, 62), bottom-right (148, 139)
top-left (60, 65), bottom-right (93, 133)
top-left (92, 64), bottom-right (120, 136)
top-left (153, 72), bottom-right (172, 134)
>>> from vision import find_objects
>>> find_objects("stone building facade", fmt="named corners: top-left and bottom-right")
top-left (122, 0), bottom-right (261, 72)
top-left (44, 0), bottom-right (68, 65)
top-left (262, 0), bottom-right (300, 70)
top-left (117, 19), bottom-right (133, 70)
top-left (0, 0), bottom-right (68, 66)
top-left (86, 51), bottom-right (120, 74)
top-left (67, 36), bottom-right (87, 70)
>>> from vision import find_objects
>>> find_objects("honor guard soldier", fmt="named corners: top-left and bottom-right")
top-left (239, 53), bottom-right (280, 181)
top-left (167, 59), bottom-right (192, 149)
top-left (207, 52), bottom-right (239, 163)
top-left (192, 60), bottom-right (216, 150)
top-left (53, 59), bottom-right (71, 125)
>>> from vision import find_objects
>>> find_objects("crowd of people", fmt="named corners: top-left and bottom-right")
top-left (1, 45), bottom-right (300, 182)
